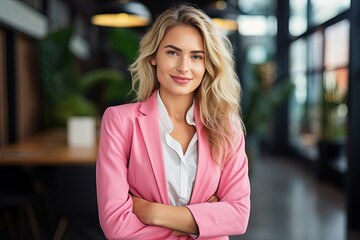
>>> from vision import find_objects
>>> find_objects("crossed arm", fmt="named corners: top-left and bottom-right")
top-left (131, 195), bottom-right (220, 236)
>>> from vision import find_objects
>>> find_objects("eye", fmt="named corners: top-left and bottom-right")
top-left (166, 50), bottom-right (178, 56)
top-left (191, 54), bottom-right (203, 60)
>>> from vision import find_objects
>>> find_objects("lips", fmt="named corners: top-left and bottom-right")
top-left (171, 75), bottom-right (192, 84)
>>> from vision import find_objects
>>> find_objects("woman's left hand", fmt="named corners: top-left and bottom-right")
top-left (207, 195), bottom-right (220, 203)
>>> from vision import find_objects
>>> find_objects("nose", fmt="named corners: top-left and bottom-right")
top-left (176, 57), bottom-right (190, 73)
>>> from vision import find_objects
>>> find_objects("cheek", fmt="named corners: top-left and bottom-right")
top-left (155, 62), bottom-right (171, 82)
top-left (194, 64), bottom-right (206, 79)
top-left (157, 60), bottom-right (176, 73)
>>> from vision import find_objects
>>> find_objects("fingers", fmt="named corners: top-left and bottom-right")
top-left (172, 230), bottom-right (187, 236)
top-left (207, 195), bottom-right (220, 203)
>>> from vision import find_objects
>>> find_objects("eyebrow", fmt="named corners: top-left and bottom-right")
top-left (164, 44), bottom-right (205, 54)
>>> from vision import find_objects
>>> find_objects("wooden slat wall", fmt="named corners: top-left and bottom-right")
top-left (15, 33), bottom-right (41, 142)
top-left (0, 28), bottom-right (8, 147)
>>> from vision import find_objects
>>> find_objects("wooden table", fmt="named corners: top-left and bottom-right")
top-left (0, 129), bottom-right (98, 165)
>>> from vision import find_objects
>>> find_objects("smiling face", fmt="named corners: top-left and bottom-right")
top-left (151, 24), bottom-right (206, 100)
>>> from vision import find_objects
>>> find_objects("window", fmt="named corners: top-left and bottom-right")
top-left (310, 0), bottom-right (350, 25)
top-left (324, 20), bottom-right (349, 70)
top-left (288, 14), bottom-right (349, 168)
top-left (289, 0), bottom-right (308, 36)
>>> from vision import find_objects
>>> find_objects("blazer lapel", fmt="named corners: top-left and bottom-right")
top-left (137, 93), bottom-right (169, 204)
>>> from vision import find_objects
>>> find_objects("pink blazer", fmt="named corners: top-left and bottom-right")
top-left (96, 92), bottom-right (250, 240)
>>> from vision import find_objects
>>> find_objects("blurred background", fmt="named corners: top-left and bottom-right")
top-left (0, 0), bottom-right (359, 239)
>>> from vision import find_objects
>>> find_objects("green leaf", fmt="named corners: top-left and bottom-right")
top-left (79, 68), bottom-right (135, 104)
top-left (108, 28), bottom-right (139, 62)
top-left (37, 26), bottom-right (77, 106)
top-left (244, 79), bottom-right (294, 136)
top-left (54, 95), bottom-right (98, 126)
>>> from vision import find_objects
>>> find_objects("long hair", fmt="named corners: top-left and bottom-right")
top-left (129, 3), bottom-right (244, 166)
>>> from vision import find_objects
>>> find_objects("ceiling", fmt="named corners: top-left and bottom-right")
top-left (68, 0), bottom-right (214, 21)
top-left (62, 0), bottom-right (276, 68)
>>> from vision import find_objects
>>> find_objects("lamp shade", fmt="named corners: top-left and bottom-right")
top-left (91, 0), bottom-right (151, 28)
top-left (205, 0), bottom-right (241, 31)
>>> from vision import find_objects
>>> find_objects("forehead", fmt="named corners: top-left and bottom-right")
top-left (159, 24), bottom-right (204, 49)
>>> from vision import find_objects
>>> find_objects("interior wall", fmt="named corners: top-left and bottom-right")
top-left (15, 33), bottom-right (41, 142)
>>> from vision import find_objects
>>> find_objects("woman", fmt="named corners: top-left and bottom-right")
top-left (96, 3), bottom-right (250, 239)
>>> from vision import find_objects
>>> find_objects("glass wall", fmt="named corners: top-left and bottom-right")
top-left (289, 0), bottom-right (308, 36)
top-left (289, 0), bottom-right (351, 37)
top-left (288, 0), bottom-right (350, 174)
top-left (310, 0), bottom-right (350, 25)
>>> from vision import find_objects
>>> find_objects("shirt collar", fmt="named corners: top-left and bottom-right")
top-left (185, 102), bottom-right (196, 126)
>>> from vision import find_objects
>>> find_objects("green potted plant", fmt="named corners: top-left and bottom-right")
top-left (317, 70), bottom-right (347, 181)
top-left (37, 26), bottom-right (137, 146)
top-left (243, 62), bottom-right (294, 164)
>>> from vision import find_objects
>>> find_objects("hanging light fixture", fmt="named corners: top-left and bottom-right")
top-left (91, 0), bottom-right (151, 28)
top-left (205, 0), bottom-right (240, 31)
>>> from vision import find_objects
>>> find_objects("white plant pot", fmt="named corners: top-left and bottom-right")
top-left (67, 116), bottom-right (96, 147)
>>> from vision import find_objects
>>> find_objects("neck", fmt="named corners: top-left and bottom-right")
top-left (158, 90), bottom-right (193, 120)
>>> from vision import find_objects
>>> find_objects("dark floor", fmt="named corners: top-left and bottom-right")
top-left (231, 155), bottom-right (346, 240)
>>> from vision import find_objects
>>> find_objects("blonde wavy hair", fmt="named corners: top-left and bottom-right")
top-left (129, 3), bottom-right (244, 166)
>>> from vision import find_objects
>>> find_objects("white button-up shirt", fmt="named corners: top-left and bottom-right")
top-left (156, 91), bottom-right (198, 206)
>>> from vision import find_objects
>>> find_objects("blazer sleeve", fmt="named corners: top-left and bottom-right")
top-left (186, 132), bottom-right (250, 238)
top-left (96, 107), bottom-right (172, 240)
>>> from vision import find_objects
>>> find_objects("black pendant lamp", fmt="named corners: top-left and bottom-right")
top-left (205, 0), bottom-right (241, 31)
top-left (91, 0), bottom-right (151, 28)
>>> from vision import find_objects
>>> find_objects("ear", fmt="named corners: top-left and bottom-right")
top-left (150, 57), bottom-right (157, 66)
